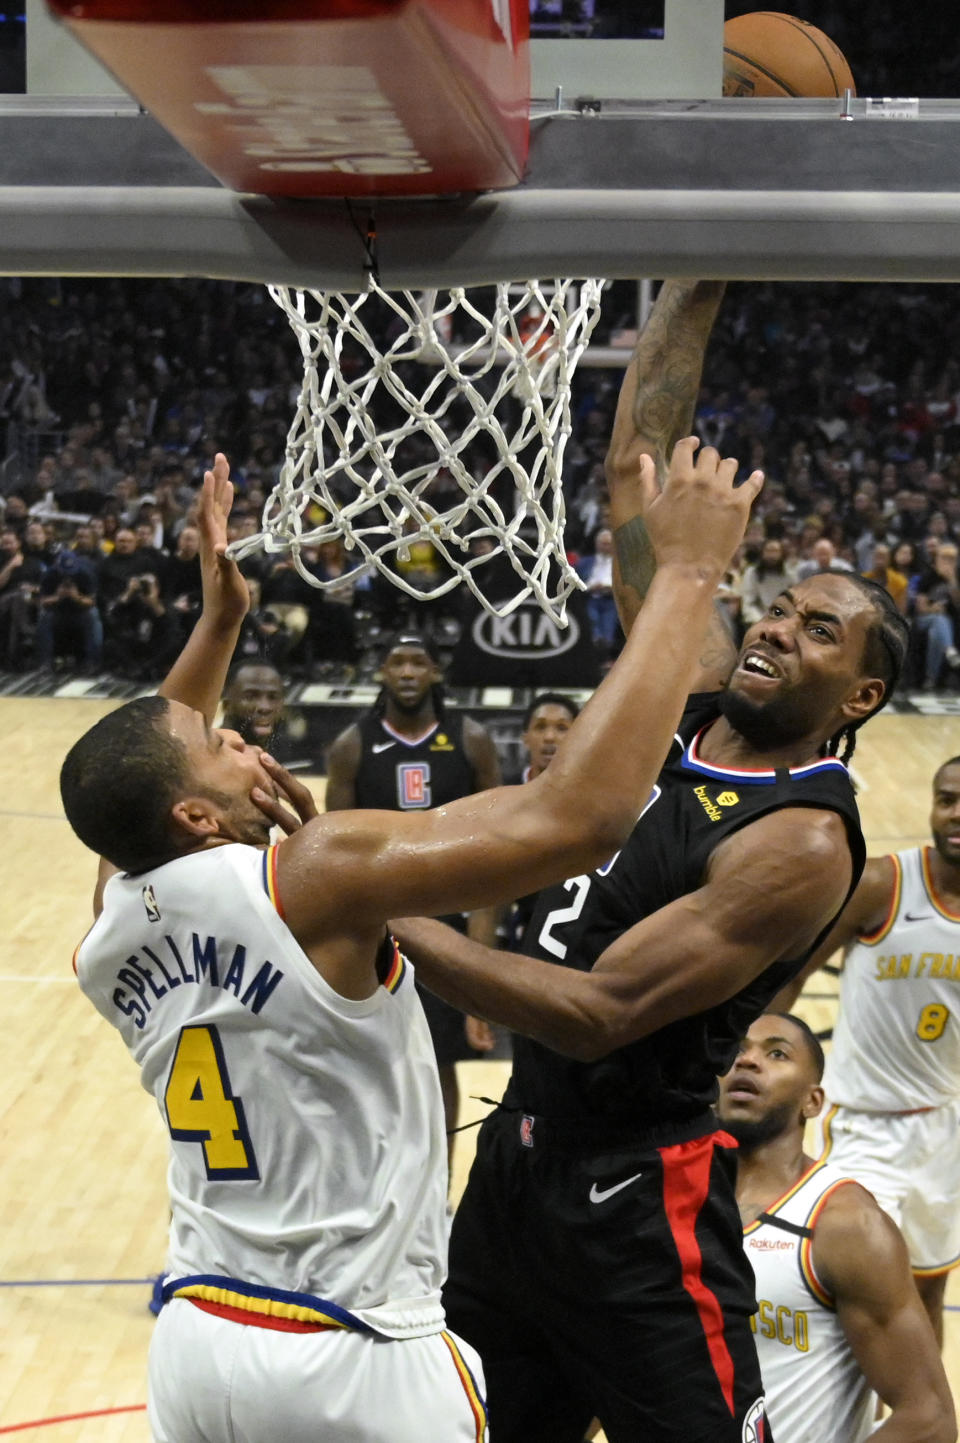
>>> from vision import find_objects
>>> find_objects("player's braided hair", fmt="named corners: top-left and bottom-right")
top-left (820, 575), bottom-right (909, 766)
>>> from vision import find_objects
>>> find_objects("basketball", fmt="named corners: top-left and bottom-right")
top-left (723, 12), bottom-right (856, 99)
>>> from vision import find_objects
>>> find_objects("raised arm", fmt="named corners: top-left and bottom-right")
top-left (159, 452), bottom-right (249, 723)
top-left (605, 279), bottom-right (736, 690)
top-left (94, 454), bottom-right (248, 914)
top-left (814, 1186), bottom-right (955, 1443)
top-left (267, 438), bottom-right (763, 949)
top-left (770, 853), bottom-right (897, 1011)
top-left (389, 806), bottom-right (850, 1061)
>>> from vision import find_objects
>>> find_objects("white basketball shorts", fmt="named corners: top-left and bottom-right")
top-left (148, 1299), bottom-right (488, 1443)
top-left (813, 1098), bottom-right (960, 1274)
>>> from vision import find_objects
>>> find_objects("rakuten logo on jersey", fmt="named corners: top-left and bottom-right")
top-left (471, 606), bottom-right (581, 659)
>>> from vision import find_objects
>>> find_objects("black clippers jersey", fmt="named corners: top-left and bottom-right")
top-left (353, 712), bottom-right (476, 811)
top-left (509, 692), bottom-right (865, 1133)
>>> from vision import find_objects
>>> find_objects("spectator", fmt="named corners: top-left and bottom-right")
top-left (862, 541), bottom-right (910, 614)
top-left (914, 541), bottom-right (960, 690)
top-left (0, 526), bottom-right (44, 669)
top-left (98, 527), bottom-right (151, 605)
top-left (574, 526), bottom-right (619, 659)
top-left (739, 536), bottom-right (798, 626)
top-left (163, 522), bottom-right (202, 635)
top-left (795, 536), bottom-right (855, 582)
top-left (103, 571), bottom-right (179, 680)
top-left (34, 550), bottom-right (103, 672)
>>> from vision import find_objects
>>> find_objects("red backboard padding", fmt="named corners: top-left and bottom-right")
top-left (48, 0), bottom-right (530, 197)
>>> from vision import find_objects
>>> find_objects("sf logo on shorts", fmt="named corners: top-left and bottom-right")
top-left (397, 762), bottom-right (431, 809)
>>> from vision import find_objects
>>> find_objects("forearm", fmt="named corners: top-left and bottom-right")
top-left (394, 917), bottom-right (610, 1060)
top-left (607, 279), bottom-right (726, 624)
top-left (158, 607), bottom-right (242, 721)
top-left (872, 1405), bottom-right (955, 1443)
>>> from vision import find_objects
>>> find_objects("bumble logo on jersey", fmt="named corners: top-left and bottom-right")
top-left (429, 732), bottom-right (455, 751)
top-left (693, 784), bottom-right (723, 822)
top-left (717, 791), bottom-right (740, 808)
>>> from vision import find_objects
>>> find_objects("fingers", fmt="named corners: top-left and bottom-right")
top-left (260, 754), bottom-right (319, 823)
top-left (251, 788), bottom-right (302, 835)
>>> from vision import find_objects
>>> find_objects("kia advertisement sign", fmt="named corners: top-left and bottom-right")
top-left (449, 591), bottom-right (601, 686)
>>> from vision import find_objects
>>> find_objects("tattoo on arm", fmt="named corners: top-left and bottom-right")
top-left (614, 514), bottom-right (657, 604)
top-left (630, 280), bottom-right (727, 462)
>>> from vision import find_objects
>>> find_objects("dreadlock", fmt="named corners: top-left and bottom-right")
top-left (820, 574), bottom-right (910, 766)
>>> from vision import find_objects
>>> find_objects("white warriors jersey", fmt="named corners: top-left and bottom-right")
top-left (75, 843), bottom-right (449, 1339)
top-left (744, 1160), bottom-right (873, 1443)
top-left (824, 846), bottom-right (960, 1112)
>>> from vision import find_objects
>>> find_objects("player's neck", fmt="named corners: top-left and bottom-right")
top-left (926, 844), bottom-right (960, 906)
top-left (735, 1136), bottom-right (812, 1225)
top-left (382, 703), bottom-right (437, 739)
top-left (698, 714), bottom-right (826, 772)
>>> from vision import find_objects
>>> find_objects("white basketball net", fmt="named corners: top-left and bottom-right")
top-left (227, 278), bottom-right (605, 623)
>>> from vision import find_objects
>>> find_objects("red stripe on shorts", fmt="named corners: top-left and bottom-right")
top-left (187, 1296), bottom-right (338, 1332)
top-left (659, 1132), bottom-right (738, 1415)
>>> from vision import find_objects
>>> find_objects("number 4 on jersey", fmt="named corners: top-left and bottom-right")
top-left (164, 1024), bottom-right (259, 1180)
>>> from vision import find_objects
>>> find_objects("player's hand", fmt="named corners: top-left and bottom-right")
top-left (199, 452), bottom-right (249, 626)
top-left (251, 754), bottom-right (319, 834)
top-left (640, 436), bottom-right (763, 579)
top-left (464, 1015), bottom-right (496, 1053)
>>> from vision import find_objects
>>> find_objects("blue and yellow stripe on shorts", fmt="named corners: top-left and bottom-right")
top-left (441, 1331), bottom-right (488, 1442)
top-left (162, 1274), bottom-right (373, 1332)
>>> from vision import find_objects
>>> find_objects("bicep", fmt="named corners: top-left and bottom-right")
top-left (825, 1203), bottom-right (952, 1421)
top-left (589, 811), bottom-right (853, 1042)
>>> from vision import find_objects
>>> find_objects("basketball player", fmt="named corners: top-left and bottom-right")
top-left (325, 635), bottom-right (503, 1150)
top-left (361, 280), bottom-right (911, 1443)
top-left (717, 1012), bottom-right (954, 1443)
top-left (516, 691), bottom-right (580, 782)
top-left (63, 440), bottom-right (759, 1443)
top-left (220, 659), bottom-right (285, 745)
top-left (778, 754), bottom-right (960, 1345)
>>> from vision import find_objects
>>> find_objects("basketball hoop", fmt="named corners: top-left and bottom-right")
top-left (227, 278), bottom-right (605, 624)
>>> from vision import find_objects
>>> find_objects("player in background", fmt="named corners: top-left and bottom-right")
top-left (515, 692), bottom-right (580, 783)
top-left (776, 755), bottom-right (960, 1345)
top-left (502, 692), bottom-right (581, 952)
top-left (220, 660), bottom-right (285, 746)
top-left (325, 635), bottom-right (503, 1161)
top-left (717, 1012), bottom-right (953, 1443)
top-left (64, 441), bottom-right (760, 1443)
top-left (364, 280), bottom-right (910, 1443)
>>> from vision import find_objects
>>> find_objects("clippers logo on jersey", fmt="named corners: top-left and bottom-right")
top-left (142, 884), bottom-right (161, 923)
top-left (742, 1398), bottom-right (767, 1443)
top-left (430, 732), bottom-right (455, 752)
top-left (520, 1114), bottom-right (535, 1148)
top-left (397, 762), bottom-right (431, 809)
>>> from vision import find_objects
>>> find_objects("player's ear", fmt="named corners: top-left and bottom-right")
top-left (840, 675), bottom-right (884, 724)
top-left (802, 1084), bottom-right (824, 1122)
top-left (169, 795), bottom-right (222, 843)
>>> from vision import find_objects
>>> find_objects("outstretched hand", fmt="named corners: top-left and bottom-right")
top-left (199, 452), bottom-right (249, 627)
top-left (639, 436), bottom-right (762, 580)
top-left (252, 754), bottom-right (320, 835)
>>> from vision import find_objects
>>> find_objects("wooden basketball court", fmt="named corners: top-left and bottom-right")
top-left (1, 698), bottom-right (958, 1439)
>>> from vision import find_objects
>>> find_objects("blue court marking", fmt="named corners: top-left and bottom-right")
top-left (0, 1277), bottom-right (154, 1287)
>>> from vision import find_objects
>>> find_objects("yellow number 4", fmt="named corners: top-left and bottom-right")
top-left (916, 1003), bottom-right (951, 1043)
top-left (164, 1025), bottom-right (258, 1179)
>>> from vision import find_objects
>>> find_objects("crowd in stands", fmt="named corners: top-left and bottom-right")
top-left (3, 276), bottom-right (960, 690)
